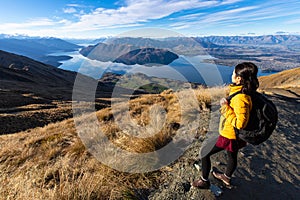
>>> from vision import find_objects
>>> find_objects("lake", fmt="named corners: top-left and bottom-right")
top-left (57, 50), bottom-right (274, 86)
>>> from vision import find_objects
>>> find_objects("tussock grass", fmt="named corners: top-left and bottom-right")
top-left (0, 86), bottom-right (226, 199)
top-left (0, 119), bottom-right (164, 200)
top-left (258, 67), bottom-right (300, 90)
top-left (193, 85), bottom-right (228, 106)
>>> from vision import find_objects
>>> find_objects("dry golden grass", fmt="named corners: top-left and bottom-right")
top-left (193, 85), bottom-right (228, 107)
top-left (96, 86), bottom-right (227, 154)
top-left (259, 67), bottom-right (300, 90)
top-left (0, 86), bottom-right (227, 199)
top-left (0, 119), bottom-right (164, 199)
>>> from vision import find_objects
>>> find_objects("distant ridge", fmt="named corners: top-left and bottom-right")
top-left (79, 37), bottom-right (210, 59)
top-left (114, 47), bottom-right (179, 65)
top-left (0, 50), bottom-right (79, 100)
top-left (0, 37), bottom-right (80, 66)
top-left (80, 42), bottom-right (137, 62)
top-left (0, 49), bottom-right (151, 107)
top-left (200, 35), bottom-right (300, 45)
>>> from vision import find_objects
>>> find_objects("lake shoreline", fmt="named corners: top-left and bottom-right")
top-left (55, 49), bottom-right (276, 85)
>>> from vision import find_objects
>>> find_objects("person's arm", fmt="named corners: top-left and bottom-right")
top-left (220, 94), bottom-right (251, 129)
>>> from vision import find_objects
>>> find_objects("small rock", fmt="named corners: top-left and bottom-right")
top-left (264, 163), bottom-right (270, 169)
top-left (163, 166), bottom-right (173, 172)
top-left (210, 184), bottom-right (223, 197)
top-left (215, 161), bottom-right (221, 166)
top-left (194, 163), bottom-right (200, 171)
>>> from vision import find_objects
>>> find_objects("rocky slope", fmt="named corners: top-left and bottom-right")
top-left (148, 93), bottom-right (299, 199)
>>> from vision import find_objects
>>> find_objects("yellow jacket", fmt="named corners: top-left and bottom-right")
top-left (219, 84), bottom-right (252, 139)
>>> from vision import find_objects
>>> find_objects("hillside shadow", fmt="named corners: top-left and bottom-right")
top-left (211, 152), bottom-right (300, 200)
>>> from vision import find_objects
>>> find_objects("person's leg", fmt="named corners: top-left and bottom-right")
top-left (201, 145), bottom-right (223, 180)
top-left (193, 145), bottom-right (223, 188)
top-left (212, 150), bottom-right (238, 186)
top-left (225, 150), bottom-right (238, 177)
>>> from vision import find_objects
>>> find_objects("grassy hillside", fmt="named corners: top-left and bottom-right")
top-left (259, 67), bottom-right (300, 89)
top-left (258, 67), bottom-right (300, 98)
top-left (1, 52), bottom-right (298, 199)
top-left (0, 86), bottom-right (226, 199)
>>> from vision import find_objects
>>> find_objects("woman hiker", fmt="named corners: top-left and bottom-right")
top-left (192, 62), bottom-right (259, 188)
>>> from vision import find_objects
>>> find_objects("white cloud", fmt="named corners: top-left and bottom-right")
top-left (62, 0), bottom-right (219, 31)
top-left (220, 0), bottom-right (243, 5)
top-left (200, 6), bottom-right (258, 23)
top-left (66, 4), bottom-right (82, 7)
top-left (171, 13), bottom-right (205, 21)
top-left (0, 18), bottom-right (55, 30)
top-left (171, 24), bottom-right (191, 30)
top-left (63, 7), bottom-right (77, 14)
top-left (170, 0), bottom-right (300, 31)
top-left (286, 18), bottom-right (300, 24)
top-left (170, 5), bottom-right (258, 30)
top-left (0, 18), bottom-right (72, 37)
top-left (1, 0), bottom-right (300, 38)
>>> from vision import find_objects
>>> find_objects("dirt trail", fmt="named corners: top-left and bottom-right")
top-left (149, 93), bottom-right (300, 199)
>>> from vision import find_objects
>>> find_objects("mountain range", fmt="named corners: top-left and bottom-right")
top-left (1, 34), bottom-right (300, 72)
top-left (200, 35), bottom-right (300, 46)
top-left (78, 35), bottom-right (300, 72)
top-left (0, 37), bottom-right (80, 67)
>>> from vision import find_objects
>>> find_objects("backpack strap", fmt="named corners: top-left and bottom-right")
top-left (226, 90), bottom-right (242, 104)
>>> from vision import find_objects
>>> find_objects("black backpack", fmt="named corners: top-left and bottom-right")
top-left (227, 91), bottom-right (278, 145)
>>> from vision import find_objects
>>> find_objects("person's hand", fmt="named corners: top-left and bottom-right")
top-left (220, 98), bottom-right (228, 106)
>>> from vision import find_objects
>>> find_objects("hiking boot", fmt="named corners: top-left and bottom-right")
top-left (212, 171), bottom-right (231, 186)
top-left (192, 178), bottom-right (210, 189)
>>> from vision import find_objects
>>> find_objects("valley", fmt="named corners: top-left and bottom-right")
top-left (0, 34), bottom-right (299, 200)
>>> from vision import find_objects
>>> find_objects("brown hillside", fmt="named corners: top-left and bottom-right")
top-left (0, 86), bottom-right (222, 199)
top-left (0, 50), bottom-right (142, 134)
top-left (0, 83), bottom-right (299, 199)
top-left (259, 67), bottom-right (300, 89)
top-left (259, 67), bottom-right (300, 98)
top-left (0, 50), bottom-right (88, 101)
top-left (0, 65), bottom-right (299, 199)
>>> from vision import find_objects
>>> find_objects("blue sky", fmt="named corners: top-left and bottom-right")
top-left (0, 0), bottom-right (299, 38)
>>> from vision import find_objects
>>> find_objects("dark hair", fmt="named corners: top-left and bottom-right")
top-left (235, 62), bottom-right (259, 94)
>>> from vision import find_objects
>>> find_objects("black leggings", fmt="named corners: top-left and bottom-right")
top-left (201, 145), bottom-right (238, 180)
